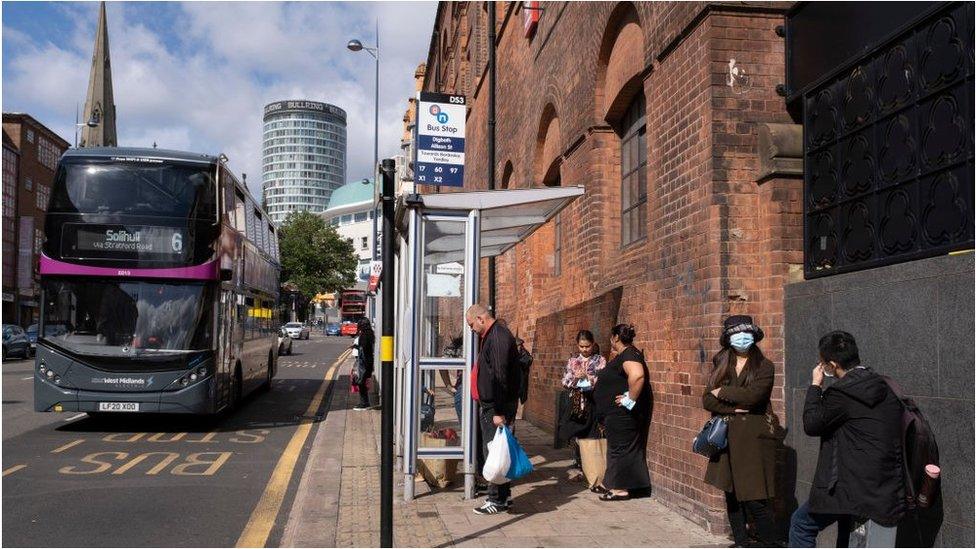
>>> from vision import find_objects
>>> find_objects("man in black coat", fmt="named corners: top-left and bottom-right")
top-left (465, 304), bottom-right (521, 515)
top-left (789, 331), bottom-right (905, 547)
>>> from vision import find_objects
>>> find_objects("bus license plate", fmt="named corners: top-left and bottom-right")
top-left (98, 402), bottom-right (139, 412)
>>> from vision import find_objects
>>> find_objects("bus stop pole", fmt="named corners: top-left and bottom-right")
top-left (380, 158), bottom-right (396, 548)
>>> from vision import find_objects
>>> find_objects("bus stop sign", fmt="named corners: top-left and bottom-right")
top-left (414, 92), bottom-right (465, 187)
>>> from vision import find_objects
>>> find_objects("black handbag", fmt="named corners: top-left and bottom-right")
top-left (692, 416), bottom-right (729, 458)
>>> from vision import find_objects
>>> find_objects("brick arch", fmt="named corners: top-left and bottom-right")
top-left (595, 2), bottom-right (646, 125)
top-left (500, 160), bottom-right (514, 189)
top-left (534, 102), bottom-right (562, 186)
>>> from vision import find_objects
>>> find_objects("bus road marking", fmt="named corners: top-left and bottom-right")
top-left (21, 376), bottom-right (33, 380)
top-left (236, 348), bottom-right (349, 548)
top-left (64, 414), bottom-right (86, 422)
top-left (3, 465), bottom-right (27, 476)
top-left (52, 439), bottom-right (85, 453)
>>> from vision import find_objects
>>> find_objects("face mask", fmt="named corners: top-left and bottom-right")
top-left (729, 332), bottom-right (754, 352)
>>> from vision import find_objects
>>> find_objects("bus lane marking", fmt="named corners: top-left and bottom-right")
top-left (58, 451), bottom-right (235, 476)
top-left (3, 465), bottom-right (27, 476)
top-left (236, 348), bottom-right (349, 548)
top-left (51, 439), bottom-right (85, 453)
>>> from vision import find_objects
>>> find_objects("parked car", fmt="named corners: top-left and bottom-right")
top-left (325, 323), bottom-right (341, 336)
top-left (2, 324), bottom-right (32, 360)
top-left (340, 321), bottom-right (359, 337)
top-left (283, 322), bottom-right (310, 340)
top-left (277, 330), bottom-right (293, 356)
top-left (26, 323), bottom-right (69, 351)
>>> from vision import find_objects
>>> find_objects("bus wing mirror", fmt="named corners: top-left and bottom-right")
top-left (219, 268), bottom-right (233, 281)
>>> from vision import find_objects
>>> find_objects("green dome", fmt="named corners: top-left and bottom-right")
top-left (326, 179), bottom-right (375, 211)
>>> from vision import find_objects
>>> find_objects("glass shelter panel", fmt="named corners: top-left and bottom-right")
top-left (416, 369), bottom-right (464, 451)
top-left (419, 218), bottom-right (466, 360)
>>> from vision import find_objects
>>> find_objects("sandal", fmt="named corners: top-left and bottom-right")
top-left (599, 491), bottom-right (630, 501)
top-left (589, 485), bottom-right (609, 494)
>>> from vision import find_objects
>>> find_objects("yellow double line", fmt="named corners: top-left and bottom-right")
top-left (235, 348), bottom-right (350, 548)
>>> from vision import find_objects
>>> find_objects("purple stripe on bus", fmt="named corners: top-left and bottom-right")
top-left (39, 254), bottom-right (219, 280)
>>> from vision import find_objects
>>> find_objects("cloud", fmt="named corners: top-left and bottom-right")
top-left (2, 1), bottom-right (436, 200)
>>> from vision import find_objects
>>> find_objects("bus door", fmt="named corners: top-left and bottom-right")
top-left (217, 290), bottom-right (236, 407)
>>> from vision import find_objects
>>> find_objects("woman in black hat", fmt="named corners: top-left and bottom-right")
top-left (702, 315), bottom-right (779, 546)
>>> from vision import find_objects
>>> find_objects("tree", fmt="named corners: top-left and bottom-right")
top-left (278, 211), bottom-right (358, 314)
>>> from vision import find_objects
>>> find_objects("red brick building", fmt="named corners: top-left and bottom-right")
top-left (421, 2), bottom-right (804, 531)
top-left (2, 114), bottom-right (70, 326)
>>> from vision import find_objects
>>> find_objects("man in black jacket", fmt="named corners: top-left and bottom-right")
top-left (789, 331), bottom-right (905, 547)
top-left (465, 304), bottom-right (521, 515)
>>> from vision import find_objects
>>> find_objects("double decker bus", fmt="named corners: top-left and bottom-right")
top-left (34, 147), bottom-right (280, 415)
top-left (338, 289), bottom-right (366, 336)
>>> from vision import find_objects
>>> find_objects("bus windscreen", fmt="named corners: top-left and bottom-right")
top-left (48, 160), bottom-right (217, 222)
top-left (41, 279), bottom-right (214, 360)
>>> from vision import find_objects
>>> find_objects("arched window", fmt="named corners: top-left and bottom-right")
top-left (620, 94), bottom-right (646, 246)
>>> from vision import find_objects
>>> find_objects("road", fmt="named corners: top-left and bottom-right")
top-left (2, 332), bottom-right (350, 547)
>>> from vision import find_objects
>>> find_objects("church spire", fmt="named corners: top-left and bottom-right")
top-left (80, 1), bottom-right (117, 147)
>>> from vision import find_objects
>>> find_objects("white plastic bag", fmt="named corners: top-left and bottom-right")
top-left (481, 426), bottom-right (511, 484)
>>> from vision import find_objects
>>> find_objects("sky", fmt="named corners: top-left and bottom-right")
top-left (1, 1), bottom-right (437, 199)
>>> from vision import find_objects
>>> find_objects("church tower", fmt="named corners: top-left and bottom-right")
top-left (80, 1), bottom-right (117, 147)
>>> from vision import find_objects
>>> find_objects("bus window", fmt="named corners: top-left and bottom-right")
top-left (234, 189), bottom-right (247, 232)
top-left (254, 208), bottom-right (265, 252)
top-left (268, 226), bottom-right (276, 260)
top-left (261, 220), bottom-right (271, 256)
top-left (222, 168), bottom-right (237, 227)
top-left (245, 197), bottom-right (256, 243)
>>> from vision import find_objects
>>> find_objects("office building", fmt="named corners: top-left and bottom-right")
top-left (262, 100), bottom-right (347, 225)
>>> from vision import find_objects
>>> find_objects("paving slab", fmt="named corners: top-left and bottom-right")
top-left (282, 364), bottom-right (731, 548)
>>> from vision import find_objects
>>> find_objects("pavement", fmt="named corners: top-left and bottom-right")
top-left (282, 355), bottom-right (730, 548)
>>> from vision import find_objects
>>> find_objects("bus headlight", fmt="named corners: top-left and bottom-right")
top-left (189, 373), bottom-right (198, 382)
top-left (197, 367), bottom-right (207, 377)
top-left (45, 370), bottom-right (55, 379)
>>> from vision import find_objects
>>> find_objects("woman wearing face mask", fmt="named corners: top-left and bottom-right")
top-left (557, 330), bottom-right (606, 480)
top-left (593, 324), bottom-right (652, 501)
top-left (703, 315), bottom-right (778, 547)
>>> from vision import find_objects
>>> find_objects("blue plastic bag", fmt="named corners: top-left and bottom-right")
top-left (504, 426), bottom-right (534, 480)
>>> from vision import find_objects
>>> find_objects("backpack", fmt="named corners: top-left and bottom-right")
top-left (881, 376), bottom-right (940, 510)
top-left (515, 337), bottom-right (533, 404)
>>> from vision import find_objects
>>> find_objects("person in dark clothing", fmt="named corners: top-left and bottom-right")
top-left (352, 318), bottom-right (375, 410)
top-left (703, 315), bottom-right (779, 547)
top-left (593, 324), bottom-right (652, 501)
top-left (466, 304), bottom-right (521, 515)
top-left (789, 331), bottom-right (905, 548)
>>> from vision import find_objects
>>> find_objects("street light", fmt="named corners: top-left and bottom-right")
top-left (74, 107), bottom-right (100, 148)
top-left (348, 23), bottom-right (380, 318)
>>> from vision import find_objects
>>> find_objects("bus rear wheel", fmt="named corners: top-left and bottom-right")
top-left (261, 353), bottom-right (274, 392)
top-left (230, 366), bottom-right (243, 410)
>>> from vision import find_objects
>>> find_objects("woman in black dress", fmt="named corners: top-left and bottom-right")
top-left (593, 324), bottom-right (653, 501)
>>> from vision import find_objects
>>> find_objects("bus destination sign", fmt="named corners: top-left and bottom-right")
top-left (63, 224), bottom-right (188, 261)
top-left (414, 92), bottom-right (466, 187)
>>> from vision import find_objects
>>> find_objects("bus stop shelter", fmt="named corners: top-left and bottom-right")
top-left (393, 185), bottom-right (584, 501)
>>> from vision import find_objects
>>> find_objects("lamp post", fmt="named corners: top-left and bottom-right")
top-left (348, 23), bottom-right (380, 323)
top-left (74, 104), bottom-right (100, 148)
